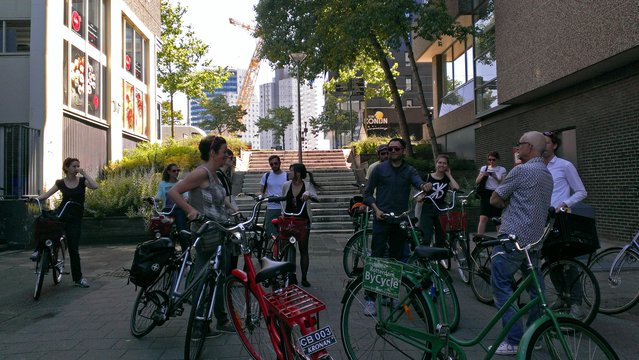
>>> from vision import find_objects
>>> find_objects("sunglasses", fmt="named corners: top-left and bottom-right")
top-left (516, 141), bottom-right (531, 147)
top-left (171, 169), bottom-right (181, 173)
top-left (269, 162), bottom-right (280, 166)
top-left (487, 158), bottom-right (497, 162)
top-left (543, 131), bottom-right (554, 136)
top-left (379, 152), bottom-right (389, 156)
top-left (388, 146), bottom-right (403, 153)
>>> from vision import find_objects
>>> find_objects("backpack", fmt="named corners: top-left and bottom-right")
top-left (128, 237), bottom-right (175, 287)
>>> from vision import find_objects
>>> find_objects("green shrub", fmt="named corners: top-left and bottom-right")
top-left (349, 136), bottom-right (391, 155)
top-left (84, 169), bottom-right (159, 218)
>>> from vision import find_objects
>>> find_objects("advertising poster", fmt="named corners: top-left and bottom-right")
top-left (135, 89), bottom-right (144, 134)
top-left (124, 82), bottom-right (135, 131)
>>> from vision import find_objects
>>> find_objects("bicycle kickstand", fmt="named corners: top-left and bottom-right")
top-left (436, 323), bottom-right (452, 359)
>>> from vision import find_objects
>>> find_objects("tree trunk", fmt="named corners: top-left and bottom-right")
top-left (369, 34), bottom-right (413, 157)
top-left (170, 93), bottom-right (175, 138)
top-left (404, 34), bottom-right (439, 158)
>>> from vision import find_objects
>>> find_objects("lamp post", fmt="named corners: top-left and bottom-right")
top-left (289, 52), bottom-right (307, 164)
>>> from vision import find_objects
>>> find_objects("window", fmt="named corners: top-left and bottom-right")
top-left (474, 0), bottom-right (498, 113)
top-left (406, 99), bottom-right (413, 107)
top-left (122, 20), bottom-right (149, 136)
top-left (439, 36), bottom-right (475, 116)
top-left (62, 1), bottom-right (107, 121)
top-left (0, 20), bottom-right (31, 53)
top-left (405, 76), bottom-right (412, 91)
top-left (404, 51), bottom-right (410, 66)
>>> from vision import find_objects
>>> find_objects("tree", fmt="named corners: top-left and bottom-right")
top-left (197, 95), bottom-right (247, 135)
top-left (157, 0), bottom-right (229, 138)
top-left (309, 96), bottom-right (355, 145)
top-left (256, 107), bottom-right (294, 150)
top-left (160, 101), bottom-right (183, 126)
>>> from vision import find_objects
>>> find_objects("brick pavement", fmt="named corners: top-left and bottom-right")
top-left (0, 234), bottom-right (637, 359)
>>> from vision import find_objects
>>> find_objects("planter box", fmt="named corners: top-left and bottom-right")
top-left (82, 216), bottom-right (149, 244)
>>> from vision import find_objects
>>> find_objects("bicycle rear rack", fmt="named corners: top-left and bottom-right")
top-left (264, 285), bottom-right (326, 326)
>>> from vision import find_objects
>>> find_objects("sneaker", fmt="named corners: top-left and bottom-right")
top-left (569, 304), bottom-right (585, 319)
top-left (550, 299), bottom-right (567, 311)
top-left (216, 319), bottom-right (236, 334)
top-left (363, 300), bottom-right (376, 317)
top-left (30, 251), bottom-right (40, 262)
top-left (74, 278), bottom-right (90, 288)
top-left (301, 279), bottom-right (311, 287)
top-left (494, 341), bottom-right (518, 355)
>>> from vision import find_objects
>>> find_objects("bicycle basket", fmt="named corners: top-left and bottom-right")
top-left (438, 212), bottom-right (466, 233)
top-left (274, 216), bottom-right (308, 242)
top-left (34, 214), bottom-right (64, 242)
top-left (147, 215), bottom-right (174, 237)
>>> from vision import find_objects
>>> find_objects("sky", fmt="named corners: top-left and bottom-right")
top-left (168, 0), bottom-right (275, 116)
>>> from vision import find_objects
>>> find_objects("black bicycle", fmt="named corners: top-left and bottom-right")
top-left (31, 199), bottom-right (81, 300)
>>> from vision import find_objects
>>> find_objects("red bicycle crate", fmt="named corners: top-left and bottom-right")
top-left (264, 285), bottom-right (326, 325)
top-left (274, 216), bottom-right (308, 242)
top-left (438, 212), bottom-right (467, 233)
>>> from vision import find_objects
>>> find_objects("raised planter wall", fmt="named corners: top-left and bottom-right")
top-left (82, 216), bottom-right (149, 244)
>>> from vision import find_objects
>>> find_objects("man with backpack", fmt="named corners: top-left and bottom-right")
top-left (260, 155), bottom-right (288, 240)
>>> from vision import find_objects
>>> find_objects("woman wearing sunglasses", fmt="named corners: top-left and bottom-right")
top-left (156, 163), bottom-right (188, 232)
top-left (475, 151), bottom-right (507, 235)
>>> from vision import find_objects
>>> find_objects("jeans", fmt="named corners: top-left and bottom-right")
top-left (420, 204), bottom-right (445, 247)
top-left (365, 219), bottom-right (406, 301)
top-left (264, 208), bottom-right (281, 241)
top-left (491, 242), bottom-right (544, 345)
top-left (548, 259), bottom-right (583, 305)
top-left (192, 243), bottom-right (230, 322)
top-left (164, 206), bottom-right (188, 232)
top-left (64, 217), bottom-right (83, 282)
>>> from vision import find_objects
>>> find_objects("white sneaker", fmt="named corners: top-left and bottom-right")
top-left (363, 300), bottom-right (376, 317)
top-left (569, 304), bottom-right (585, 319)
top-left (494, 341), bottom-right (518, 355)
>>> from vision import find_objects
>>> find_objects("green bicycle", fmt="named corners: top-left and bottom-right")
top-left (340, 211), bottom-right (618, 359)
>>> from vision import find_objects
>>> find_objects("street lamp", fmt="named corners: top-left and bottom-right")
top-left (289, 52), bottom-right (307, 164)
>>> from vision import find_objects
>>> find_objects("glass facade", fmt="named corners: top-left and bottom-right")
top-left (439, 37), bottom-right (474, 117)
top-left (474, 0), bottom-right (498, 113)
top-left (122, 20), bottom-right (148, 136)
top-left (62, 0), bottom-right (107, 122)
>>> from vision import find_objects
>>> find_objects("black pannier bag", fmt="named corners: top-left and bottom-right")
top-left (542, 211), bottom-right (600, 260)
top-left (129, 237), bottom-right (175, 287)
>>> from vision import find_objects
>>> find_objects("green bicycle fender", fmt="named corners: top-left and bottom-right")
top-left (516, 313), bottom-right (574, 358)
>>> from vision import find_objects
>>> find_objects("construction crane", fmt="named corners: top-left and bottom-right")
top-left (229, 18), bottom-right (263, 116)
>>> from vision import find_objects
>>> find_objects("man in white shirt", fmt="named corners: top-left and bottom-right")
top-left (260, 155), bottom-right (288, 240)
top-left (543, 131), bottom-right (588, 320)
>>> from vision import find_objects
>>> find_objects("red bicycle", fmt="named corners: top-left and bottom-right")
top-left (224, 194), bottom-right (334, 360)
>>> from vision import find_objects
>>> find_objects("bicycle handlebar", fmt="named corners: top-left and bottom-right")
top-left (144, 197), bottom-right (176, 216)
top-left (480, 207), bottom-right (557, 252)
top-left (413, 190), bottom-right (457, 212)
top-left (27, 197), bottom-right (82, 219)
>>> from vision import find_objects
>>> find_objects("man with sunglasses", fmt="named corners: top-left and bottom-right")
top-left (260, 155), bottom-right (288, 240)
top-left (362, 138), bottom-right (430, 315)
top-left (365, 144), bottom-right (389, 181)
top-left (489, 131), bottom-right (553, 355)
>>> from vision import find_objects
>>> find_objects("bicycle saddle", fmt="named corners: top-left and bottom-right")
top-left (414, 245), bottom-right (452, 261)
top-left (256, 257), bottom-right (296, 284)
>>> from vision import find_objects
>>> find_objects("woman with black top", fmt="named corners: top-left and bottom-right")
top-left (33, 157), bottom-right (98, 288)
top-left (280, 163), bottom-right (319, 287)
top-left (417, 154), bottom-right (460, 247)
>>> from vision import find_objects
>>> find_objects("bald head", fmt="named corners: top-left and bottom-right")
top-left (518, 131), bottom-right (546, 161)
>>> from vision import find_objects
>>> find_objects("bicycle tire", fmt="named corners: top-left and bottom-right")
top-left (451, 233), bottom-right (470, 284)
top-left (185, 278), bottom-right (213, 360)
top-left (52, 241), bottom-right (66, 285)
top-left (225, 276), bottom-right (277, 359)
top-left (589, 247), bottom-right (639, 314)
top-left (469, 244), bottom-right (494, 305)
top-left (343, 229), bottom-right (371, 278)
top-left (340, 276), bottom-right (434, 359)
top-left (542, 258), bottom-right (600, 325)
top-left (130, 270), bottom-right (171, 338)
top-left (33, 249), bottom-right (49, 300)
top-left (523, 317), bottom-right (618, 359)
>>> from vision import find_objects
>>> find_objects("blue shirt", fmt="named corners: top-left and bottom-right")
top-left (495, 157), bottom-right (553, 247)
top-left (364, 160), bottom-right (424, 215)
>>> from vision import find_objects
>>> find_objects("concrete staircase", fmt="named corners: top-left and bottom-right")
top-left (235, 150), bottom-right (358, 235)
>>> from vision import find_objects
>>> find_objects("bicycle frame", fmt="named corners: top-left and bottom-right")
top-left (609, 230), bottom-right (639, 283)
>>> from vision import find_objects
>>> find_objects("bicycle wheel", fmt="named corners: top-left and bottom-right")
top-left (590, 248), bottom-right (639, 315)
top-left (451, 233), bottom-right (470, 284)
top-left (542, 258), bottom-right (600, 325)
top-left (469, 245), bottom-right (494, 305)
top-left (130, 270), bottom-right (171, 338)
top-left (524, 317), bottom-right (618, 359)
top-left (589, 247), bottom-right (639, 314)
top-left (52, 241), bottom-right (66, 285)
top-left (225, 276), bottom-right (277, 359)
top-left (343, 229), bottom-right (371, 277)
top-left (185, 278), bottom-right (214, 360)
top-left (33, 249), bottom-right (49, 300)
top-left (340, 276), bottom-right (434, 359)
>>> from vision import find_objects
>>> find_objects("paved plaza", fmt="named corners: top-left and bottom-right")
top-left (0, 234), bottom-right (637, 359)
